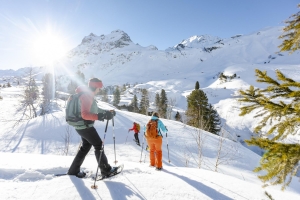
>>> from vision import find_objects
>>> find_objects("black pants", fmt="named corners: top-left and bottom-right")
top-left (68, 127), bottom-right (111, 175)
top-left (134, 133), bottom-right (140, 144)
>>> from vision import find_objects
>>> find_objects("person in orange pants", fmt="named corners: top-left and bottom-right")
top-left (145, 112), bottom-right (167, 170)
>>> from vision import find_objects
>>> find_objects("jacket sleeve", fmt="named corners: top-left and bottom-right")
top-left (158, 120), bottom-right (167, 134)
top-left (129, 123), bottom-right (136, 131)
top-left (80, 94), bottom-right (98, 121)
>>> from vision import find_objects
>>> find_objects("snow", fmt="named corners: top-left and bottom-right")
top-left (0, 86), bottom-right (299, 199)
top-left (0, 25), bottom-right (300, 199)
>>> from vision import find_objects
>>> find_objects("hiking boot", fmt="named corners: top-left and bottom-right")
top-left (155, 167), bottom-right (162, 171)
top-left (75, 171), bottom-right (86, 178)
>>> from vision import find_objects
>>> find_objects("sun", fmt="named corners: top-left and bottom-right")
top-left (32, 31), bottom-right (68, 66)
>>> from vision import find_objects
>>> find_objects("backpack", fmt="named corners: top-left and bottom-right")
top-left (65, 92), bottom-right (92, 127)
top-left (136, 123), bottom-right (140, 132)
top-left (145, 119), bottom-right (158, 138)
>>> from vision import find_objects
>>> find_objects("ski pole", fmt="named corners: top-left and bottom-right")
top-left (139, 125), bottom-right (146, 163)
top-left (112, 116), bottom-right (118, 165)
top-left (144, 151), bottom-right (147, 163)
top-left (91, 119), bottom-right (109, 189)
top-left (125, 130), bottom-right (130, 144)
top-left (165, 126), bottom-right (171, 163)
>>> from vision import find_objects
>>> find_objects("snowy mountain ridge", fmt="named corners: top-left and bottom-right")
top-left (0, 26), bottom-right (300, 199)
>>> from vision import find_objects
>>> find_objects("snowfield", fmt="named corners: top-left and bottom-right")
top-left (0, 25), bottom-right (300, 199)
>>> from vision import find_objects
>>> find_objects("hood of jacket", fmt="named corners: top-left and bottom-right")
top-left (151, 116), bottom-right (159, 120)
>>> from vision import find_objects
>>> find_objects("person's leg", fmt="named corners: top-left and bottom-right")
top-left (154, 137), bottom-right (163, 168)
top-left (147, 138), bottom-right (156, 166)
top-left (68, 134), bottom-right (92, 175)
top-left (75, 127), bottom-right (111, 175)
top-left (134, 133), bottom-right (140, 144)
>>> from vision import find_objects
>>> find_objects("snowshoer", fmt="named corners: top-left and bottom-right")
top-left (129, 122), bottom-right (140, 146)
top-left (145, 112), bottom-right (167, 170)
top-left (67, 78), bottom-right (116, 178)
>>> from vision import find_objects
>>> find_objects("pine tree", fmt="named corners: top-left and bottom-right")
top-left (130, 94), bottom-right (139, 113)
top-left (139, 89), bottom-right (149, 115)
top-left (99, 88), bottom-right (109, 102)
top-left (155, 93), bottom-right (160, 110)
top-left (195, 81), bottom-right (200, 90)
top-left (238, 69), bottom-right (300, 189)
top-left (159, 89), bottom-right (168, 118)
top-left (7, 82), bottom-right (11, 87)
top-left (206, 104), bottom-right (221, 135)
top-left (186, 87), bottom-right (209, 129)
top-left (278, 4), bottom-right (300, 53)
top-left (113, 86), bottom-right (121, 107)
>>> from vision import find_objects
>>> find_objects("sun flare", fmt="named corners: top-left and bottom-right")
top-left (32, 31), bottom-right (67, 65)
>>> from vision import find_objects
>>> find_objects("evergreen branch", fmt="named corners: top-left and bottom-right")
top-left (246, 138), bottom-right (300, 190)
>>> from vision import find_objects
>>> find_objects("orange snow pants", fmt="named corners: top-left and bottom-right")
top-left (146, 136), bottom-right (163, 168)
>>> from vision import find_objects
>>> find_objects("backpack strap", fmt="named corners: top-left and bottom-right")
top-left (74, 92), bottom-right (94, 127)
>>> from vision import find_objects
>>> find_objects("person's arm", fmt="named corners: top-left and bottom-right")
top-left (80, 94), bottom-right (98, 120)
top-left (158, 120), bottom-right (167, 134)
top-left (129, 123), bottom-right (136, 131)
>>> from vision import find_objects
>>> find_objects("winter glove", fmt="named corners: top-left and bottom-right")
top-left (97, 113), bottom-right (105, 121)
top-left (104, 110), bottom-right (113, 120)
top-left (110, 110), bottom-right (116, 116)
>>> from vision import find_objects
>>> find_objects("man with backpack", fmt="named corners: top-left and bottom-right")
top-left (128, 122), bottom-right (140, 146)
top-left (66, 78), bottom-right (116, 178)
top-left (145, 112), bottom-right (167, 170)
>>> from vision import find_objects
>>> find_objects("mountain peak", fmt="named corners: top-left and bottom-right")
top-left (174, 34), bottom-right (222, 49)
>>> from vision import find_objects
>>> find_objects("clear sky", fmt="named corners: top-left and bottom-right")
top-left (0, 0), bottom-right (299, 70)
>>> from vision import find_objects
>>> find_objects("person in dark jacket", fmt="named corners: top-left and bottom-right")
top-left (67, 78), bottom-right (116, 178)
top-left (129, 122), bottom-right (140, 146)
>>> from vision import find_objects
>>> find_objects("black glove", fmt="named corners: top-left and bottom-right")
top-left (104, 110), bottom-right (113, 120)
top-left (110, 110), bottom-right (116, 116)
top-left (97, 113), bottom-right (105, 121)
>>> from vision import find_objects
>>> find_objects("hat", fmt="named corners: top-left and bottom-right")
top-left (88, 78), bottom-right (103, 89)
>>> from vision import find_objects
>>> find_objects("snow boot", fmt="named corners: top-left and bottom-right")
top-left (75, 171), bottom-right (86, 178)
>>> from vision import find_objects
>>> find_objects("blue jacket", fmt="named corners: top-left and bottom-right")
top-left (145, 116), bottom-right (167, 137)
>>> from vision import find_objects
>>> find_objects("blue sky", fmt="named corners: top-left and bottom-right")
top-left (0, 0), bottom-right (299, 70)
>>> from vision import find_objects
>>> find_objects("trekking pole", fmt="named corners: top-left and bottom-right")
top-left (112, 116), bottom-right (118, 165)
top-left (144, 151), bottom-right (147, 163)
top-left (125, 130), bottom-right (130, 144)
top-left (165, 126), bottom-right (171, 163)
top-left (139, 125), bottom-right (146, 163)
top-left (91, 119), bottom-right (109, 189)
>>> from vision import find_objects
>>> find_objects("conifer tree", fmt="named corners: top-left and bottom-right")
top-left (131, 94), bottom-right (139, 113)
top-left (7, 82), bottom-right (11, 87)
top-left (238, 69), bottom-right (300, 189)
top-left (100, 88), bottom-right (109, 102)
top-left (155, 93), bottom-right (160, 110)
top-left (186, 87), bottom-right (209, 129)
top-left (139, 89), bottom-right (149, 115)
top-left (113, 86), bottom-right (121, 107)
top-left (279, 4), bottom-right (300, 53)
top-left (206, 104), bottom-right (221, 135)
top-left (195, 81), bottom-right (200, 90)
top-left (239, 7), bottom-right (300, 189)
top-left (159, 89), bottom-right (168, 118)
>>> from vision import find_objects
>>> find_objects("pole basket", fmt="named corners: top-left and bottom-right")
top-left (91, 184), bottom-right (98, 189)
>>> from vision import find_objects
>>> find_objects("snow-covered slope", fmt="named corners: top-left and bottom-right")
top-left (1, 26), bottom-right (299, 153)
top-left (0, 86), bottom-right (299, 199)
